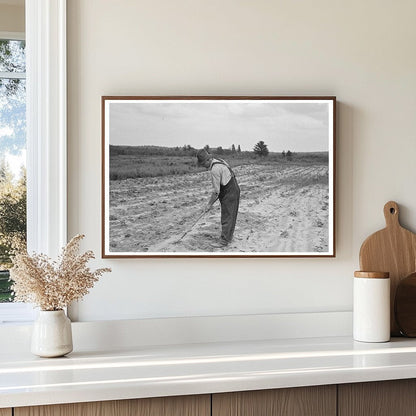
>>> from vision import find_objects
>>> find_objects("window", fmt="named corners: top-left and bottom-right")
top-left (0, 35), bottom-right (26, 303)
top-left (0, 32), bottom-right (35, 323)
top-left (0, 1), bottom-right (67, 324)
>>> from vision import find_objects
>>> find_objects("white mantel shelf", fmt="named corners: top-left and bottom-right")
top-left (2, 335), bottom-right (416, 409)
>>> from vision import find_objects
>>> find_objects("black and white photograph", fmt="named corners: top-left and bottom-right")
top-left (102, 97), bottom-right (335, 257)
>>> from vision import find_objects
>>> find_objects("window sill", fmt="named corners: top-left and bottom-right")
top-left (0, 303), bottom-right (36, 324)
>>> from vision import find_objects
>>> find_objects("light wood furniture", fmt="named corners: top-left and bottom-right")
top-left (338, 380), bottom-right (416, 416)
top-left (14, 395), bottom-right (210, 416)
top-left (212, 385), bottom-right (336, 416)
top-left (11, 380), bottom-right (416, 416)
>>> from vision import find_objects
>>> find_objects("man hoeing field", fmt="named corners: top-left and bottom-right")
top-left (197, 149), bottom-right (240, 248)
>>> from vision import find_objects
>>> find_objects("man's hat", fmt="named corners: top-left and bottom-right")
top-left (196, 148), bottom-right (211, 166)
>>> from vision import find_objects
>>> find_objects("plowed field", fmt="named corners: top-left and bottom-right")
top-left (108, 162), bottom-right (330, 254)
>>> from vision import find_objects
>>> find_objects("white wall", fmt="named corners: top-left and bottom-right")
top-left (67, 0), bottom-right (416, 322)
top-left (0, 3), bottom-right (24, 33)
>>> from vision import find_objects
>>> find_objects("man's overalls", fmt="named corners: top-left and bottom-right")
top-left (211, 160), bottom-right (240, 243)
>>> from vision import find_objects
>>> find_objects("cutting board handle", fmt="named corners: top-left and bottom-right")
top-left (384, 201), bottom-right (400, 228)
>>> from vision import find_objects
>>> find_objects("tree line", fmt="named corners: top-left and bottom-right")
top-left (111, 141), bottom-right (294, 158)
top-left (0, 161), bottom-right (26, 269)
top-left (0, 161), bottom-right (26, 302)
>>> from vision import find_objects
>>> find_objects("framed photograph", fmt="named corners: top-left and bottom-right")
top-left (102, 96), bottom-right (336, 258)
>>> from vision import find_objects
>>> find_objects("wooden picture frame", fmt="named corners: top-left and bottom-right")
top-left (102, 96), bottom-right (336, 258)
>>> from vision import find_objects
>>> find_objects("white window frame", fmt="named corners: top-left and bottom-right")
top-left (0, 0), bottom-right (67, 324)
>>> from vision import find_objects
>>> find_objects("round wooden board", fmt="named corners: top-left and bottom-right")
top-left (395, 272), bottom-right (416, 337)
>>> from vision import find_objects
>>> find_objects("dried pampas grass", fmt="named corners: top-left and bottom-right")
top-left (10, 234), bottom-right (111, 311)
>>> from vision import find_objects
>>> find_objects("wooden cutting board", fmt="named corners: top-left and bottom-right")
top-left (395, 272), bottom-right (416, 337)
top-left (359, 201), bottom-right (416, 336)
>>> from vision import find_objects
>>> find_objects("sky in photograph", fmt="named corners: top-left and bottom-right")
top-left (108, 100), bottom-right (331, 153)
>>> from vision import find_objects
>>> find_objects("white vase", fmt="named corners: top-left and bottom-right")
top-left (31, 310), bottom-right (73, 357)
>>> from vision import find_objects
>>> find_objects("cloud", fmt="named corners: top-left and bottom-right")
top-left (0, 126), bottom-right (13, 138)
top-left (108, 100), bottom-right (331, 152)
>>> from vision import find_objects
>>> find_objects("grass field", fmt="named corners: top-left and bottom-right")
top-left (109, 145), bottom-right (328, 180)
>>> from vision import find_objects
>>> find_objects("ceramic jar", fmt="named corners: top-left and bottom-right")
top-left (31, 310), bottom-right (73, 357)
top-left (353, 271), bottom-right (390, 343)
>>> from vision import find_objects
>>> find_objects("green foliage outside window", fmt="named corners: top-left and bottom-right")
top-left (0, 38), bottom-right (27, 302)
top-left (0, 163), bottom-right (26, 302)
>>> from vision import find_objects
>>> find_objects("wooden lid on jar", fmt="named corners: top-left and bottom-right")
top-left (354, 271), bottom-right (390, 279)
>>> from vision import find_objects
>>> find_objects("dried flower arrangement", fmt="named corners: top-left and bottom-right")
top-left (10, 234), bottom-right (111, 311)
